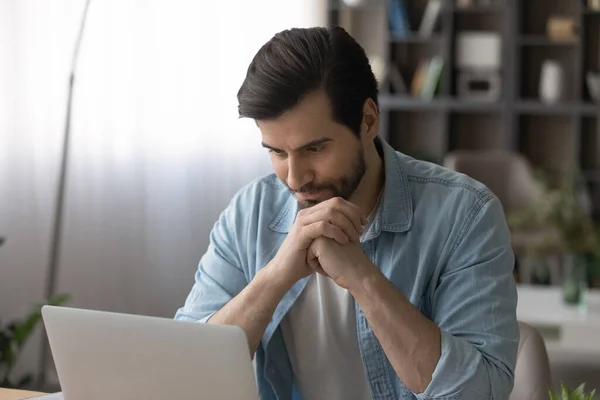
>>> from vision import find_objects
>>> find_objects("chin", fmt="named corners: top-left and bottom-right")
top-left (297, 199), bottom-right (319, 209)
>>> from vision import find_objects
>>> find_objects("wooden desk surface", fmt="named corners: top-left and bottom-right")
top-left (0, 388), bottom-right (45, 400)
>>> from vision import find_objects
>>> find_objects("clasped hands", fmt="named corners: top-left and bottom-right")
top-left (271, 197), bottom-right (377, 291)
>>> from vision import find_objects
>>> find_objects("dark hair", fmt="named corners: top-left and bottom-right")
top-left (237, 26), bottom-right (378, 136)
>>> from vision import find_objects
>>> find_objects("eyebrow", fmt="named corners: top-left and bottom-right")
top-left (261, 137), bottom-right (333, 153)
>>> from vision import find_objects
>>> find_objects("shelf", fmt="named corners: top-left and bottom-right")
top-left (380, 95), bottom-right (448, 110)
top-left (519, 35), bottom-right (579, 46)
top-left (379, 96), bottom-right (505, 112)
top-left (381, 99), bottom-right (590, 116)
top-left (582, 103), bottom-right (600, 116)
top-left (328, 0), bottom-right (600, 224)
top-left (450, 100), bottom-right (504, 112)
top-left (515, 101), bottom-right (586, 115)
top-left (390, 34), bottom-right (445, 44)
top-left (454, 5), bottom-right (505, 13)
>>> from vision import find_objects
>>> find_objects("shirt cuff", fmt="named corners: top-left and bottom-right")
top-left (174, 311), bottom-right (214, 323)
top-left (415, 330), bottom-right (490, 400)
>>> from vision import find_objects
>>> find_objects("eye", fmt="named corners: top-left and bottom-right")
top-left (269, 149), bottom-right (286, 158)
top-left (306, 145), bottom-right (324, 153)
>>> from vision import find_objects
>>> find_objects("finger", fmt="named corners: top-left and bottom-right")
top-left (305, 221), bottom-right (349, 245)
top-left (299, 198), bottom-right (365, 237)
top-left (298, 197), bottom-right (366, 227)
top-left (327, 197), bottom-right (368, 230)
top-left (307, 247), bottom-right (329, 277)
top-left (299, 207), bottom-right (361, 242)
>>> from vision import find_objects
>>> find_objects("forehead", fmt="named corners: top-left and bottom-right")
top-left (257, 91), bottom-right (348, 148)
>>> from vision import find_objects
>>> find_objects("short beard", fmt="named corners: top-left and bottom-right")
top-left (292, 146), bottom-right (366, 210)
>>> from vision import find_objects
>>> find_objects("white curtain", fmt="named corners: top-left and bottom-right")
top-left (0, 0), bottom-right (325, 383)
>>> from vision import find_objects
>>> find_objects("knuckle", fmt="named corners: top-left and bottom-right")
top-left (297, 209), bottom-right (308, 220)
top-left (332, 197), bottom-right (343, 206)
top-left (317, 221), bottom-right (328, 231)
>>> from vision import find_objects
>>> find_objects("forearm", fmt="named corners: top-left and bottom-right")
top-left (350, 269), bottom-right (441, 393)
top-left (208, 263), bottom-right (292, 356)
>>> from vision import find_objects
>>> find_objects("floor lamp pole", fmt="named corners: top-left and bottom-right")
top-left (37, 0), bottom-right (92, 388)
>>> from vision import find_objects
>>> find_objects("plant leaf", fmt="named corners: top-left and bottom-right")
top-left (574, 382), bottom-right (586, 395)
top-left (11, 310), bottom-right (42, 348)
top-left (562, 382), bottom-right (570, 399)
top-left (48, 293), bottom-right (70, 306)
top-left (12, 293), bottom-right (70, 348)
top-left (0, 293), bottom-right (70, 388)
top-left (549, 389), bottom-right (559, 400)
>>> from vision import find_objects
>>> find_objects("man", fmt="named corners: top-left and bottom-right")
top-left (176, 26), bottom-right (518, 400)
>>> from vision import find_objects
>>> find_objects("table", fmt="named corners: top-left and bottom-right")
top-left (0, 389), bottom-right (45, 400)
top-left (517, 284), bottom-right (600, 353)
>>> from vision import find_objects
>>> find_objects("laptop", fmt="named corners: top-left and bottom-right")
top-left (41, 306), bottom-right (258, 400)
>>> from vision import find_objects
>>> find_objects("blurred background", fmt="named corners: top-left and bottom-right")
top-left (1, 0), bottom-right (599, 397)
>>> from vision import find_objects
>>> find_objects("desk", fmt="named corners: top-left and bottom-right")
top-left (517, 284), bottom-right (600, 353)
top-left (0, 389), bottom-right (45, 400)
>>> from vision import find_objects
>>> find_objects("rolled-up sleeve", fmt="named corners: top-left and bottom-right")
top-left (175, 200), bottom-right (248, 323)
top-left (416, 196), bottom-right (519, 400)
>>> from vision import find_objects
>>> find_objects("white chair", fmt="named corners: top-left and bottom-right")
top-left (443, 150), bottom-right (562, 284)
top-left (510, 322), bottom-right (552, 400)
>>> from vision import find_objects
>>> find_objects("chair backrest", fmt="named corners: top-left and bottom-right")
top-left (443, 150), bottom-right (543, 212)
top-left (510, 321), bottom-right (552, 400)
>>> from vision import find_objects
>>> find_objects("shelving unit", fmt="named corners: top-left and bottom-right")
top-left (328, 0), bottom-right (600, 217)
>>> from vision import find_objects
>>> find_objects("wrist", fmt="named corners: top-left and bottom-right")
top-left (348, 262), bottom-right (384, 299)
top-left (261, 259), bottom-right (297, 295)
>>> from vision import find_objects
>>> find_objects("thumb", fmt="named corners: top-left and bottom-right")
top-left (307, 246), bottom-right (329, 277)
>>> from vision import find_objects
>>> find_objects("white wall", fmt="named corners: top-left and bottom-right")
top-left (0, 0), bottom-right (326, 386)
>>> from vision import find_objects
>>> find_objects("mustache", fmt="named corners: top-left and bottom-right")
top-left (291, 182), bottom-right (337, 194)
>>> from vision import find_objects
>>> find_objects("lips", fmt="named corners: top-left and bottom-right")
top-left (295, 191), bottom-right (322, 201)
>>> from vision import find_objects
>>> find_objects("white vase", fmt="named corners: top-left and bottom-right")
top-left (587, 72), bottom-right (600, 103)
top-left (540, 60), bottom-right (564, 104)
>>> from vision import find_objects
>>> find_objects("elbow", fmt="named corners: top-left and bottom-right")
top-left (417, 358), bottom-right (513, 400)
top-left (484, 355), bottom-right (515, 400)
top-left (415, 331), bottom-right (515, 400)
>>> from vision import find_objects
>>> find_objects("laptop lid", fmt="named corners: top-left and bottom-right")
top-left (41, 306), bottom-right (258, 400)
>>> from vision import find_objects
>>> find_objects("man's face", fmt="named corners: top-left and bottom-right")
top-left (258, 91), bottom-right (366, 209)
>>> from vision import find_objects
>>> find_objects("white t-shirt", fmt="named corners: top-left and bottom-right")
top-left (280, 273), bottom-right (372, 400)
top-left (280, 196), bottom-right (381, 400)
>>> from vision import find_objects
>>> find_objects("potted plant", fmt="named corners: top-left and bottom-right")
top-left (549, 382), bottom-right (596, 399)
top-left (0, 293), bottom-right (69, 388)
top-left (507, 172), bottom-right (598, 304)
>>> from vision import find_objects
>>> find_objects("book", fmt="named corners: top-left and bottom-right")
top-left (388, 0), bottom-right (411, 38)
top-left (420, 56), bottom-right (444, 100)
top-left (411, 59), bottom-right (430, 97)
top-left (419, 0), bottom-right (443, 36)
top-left (547, 16), bottom-right (578, 42)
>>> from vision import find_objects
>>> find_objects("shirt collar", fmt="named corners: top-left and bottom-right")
top-left (269, 136), bottom-right (413, 235)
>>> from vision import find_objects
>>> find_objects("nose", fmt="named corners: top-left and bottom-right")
top-left (286, 155), bottom-right (312, 191)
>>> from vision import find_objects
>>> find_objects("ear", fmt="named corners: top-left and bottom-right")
top-left (360, 98), bottom-right (379, 140)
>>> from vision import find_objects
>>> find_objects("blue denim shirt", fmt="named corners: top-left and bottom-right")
top-left (175, 137), bottom-right (519, 400)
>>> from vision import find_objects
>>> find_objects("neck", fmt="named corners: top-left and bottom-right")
top-left (351, 142), bottom-right (384, 218)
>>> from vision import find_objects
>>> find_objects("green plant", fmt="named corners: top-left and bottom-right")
top-left (0, 293), bottom-right (70, 388)
top-left (507, 171), bottom-right (598, 277)
top-left (550, 382), bottom-right (597, 400)
top-left (507, 172), bottom-right (597, 255)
